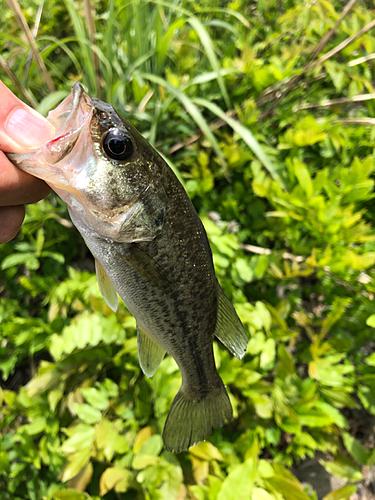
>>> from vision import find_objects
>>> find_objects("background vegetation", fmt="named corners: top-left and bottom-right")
top-left (1, 0), bottom-right (375, 498)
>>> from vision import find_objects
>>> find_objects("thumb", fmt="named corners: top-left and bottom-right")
top-left (0, 81), bottom-right (55, 153)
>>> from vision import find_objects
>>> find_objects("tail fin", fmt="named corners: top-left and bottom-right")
top-left (162, 383), bottom-right (233, 452)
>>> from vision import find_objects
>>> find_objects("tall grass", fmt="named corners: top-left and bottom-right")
top-left (1, 0), bottom-right (277, 180)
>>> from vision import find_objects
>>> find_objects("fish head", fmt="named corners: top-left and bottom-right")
top-left (8, 83), bottom-right (166, 243)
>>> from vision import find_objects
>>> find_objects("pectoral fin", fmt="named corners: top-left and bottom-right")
top-left (214, 286), bottom-right (247, 359)
top-left (95, 259), bottom-right (119, 312)
top-left (123, 245), bottom-right (172, 291)
top-left (137, 324), bottom-right (166, 377)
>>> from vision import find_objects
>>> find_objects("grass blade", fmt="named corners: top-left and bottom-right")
top-left (63, 0), bottom-right (97, 95)
top-left (84, 0), bottom-right (101, 97)
top-left (37, 90), bottom-right (69, 116)
top-left (141, 72), bottom-right (226, 167)
top-left (199, 7), bottom-right (250, 28)
top-left (187, 16), bottom-right (231, 109)
top-left (145, 0), bottom-right (232, 108)
top-left (38, 36), bottom-right (82, 74)
top-left (23, 0), bottom-right (44, 86)
top-left (193, 97), bottom-right (285, 188)
top-left (5, 0), bottom-right (55, 92)
top-left (0, 54), bottom-right (38, 108)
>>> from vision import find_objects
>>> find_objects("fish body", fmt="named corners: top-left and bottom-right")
top-left (8, 83), bottom-right (247, 452)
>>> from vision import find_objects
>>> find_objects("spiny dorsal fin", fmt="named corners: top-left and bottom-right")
top-left (137, 324), bottom-right (166, 378)
top-left (95, 258), bottom-right (118, 312)
top-left (214, 286), bottom-right (247, 359)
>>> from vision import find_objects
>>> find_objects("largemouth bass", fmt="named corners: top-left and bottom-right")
top-left (8, 83), bottom-right (247, 452)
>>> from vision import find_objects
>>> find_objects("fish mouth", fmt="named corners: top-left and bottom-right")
top-left (42, 82), bottom-right (93, 166)
top-left (7, 82), bottom-right (94, 181)
top-left (48, 82), bottom-right (92, 131)
top-left (7, 82), bottom-right (95, 191)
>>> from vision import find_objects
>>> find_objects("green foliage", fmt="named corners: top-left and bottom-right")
top-left (1, 0), bottom-right (375, 499)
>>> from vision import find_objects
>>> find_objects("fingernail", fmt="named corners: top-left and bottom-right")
top-left (5, 107), bottom-right (54, 148)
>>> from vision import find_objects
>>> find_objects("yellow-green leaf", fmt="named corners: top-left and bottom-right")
top-left (322, 485), bottom-right (357, 500)
top-left (342, 432), bottom-right (369, 465)
top-left (366, 314), bottom-right (375, 328)
top-left (252, 488), bottom-right (276, 500)
top-left (99, 466), bottom-right (132, 496)
top-left (217, 458), bottom-right (256, 500)
top-left (189, 441), bottom-right (223, 461)
top-left (52, 490), bottom-right (86, 500)
top-left (61, 448), bottom-right (92, 483)
top-left (320, 458), bottom-right (363, 482)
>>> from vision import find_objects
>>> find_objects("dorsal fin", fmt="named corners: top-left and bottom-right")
top-left (95, 258), bottom-right (118, 312)
top-left (137, 324), bottom-right (166, 377)
top-left (214, 286), bottom-right (247, 359)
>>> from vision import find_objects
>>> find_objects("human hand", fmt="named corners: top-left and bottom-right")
top-left (0, 81), bottom-right (55, 243)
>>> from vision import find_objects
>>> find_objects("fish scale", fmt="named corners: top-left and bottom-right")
top-left (7, 82), bottom-right (248, 452)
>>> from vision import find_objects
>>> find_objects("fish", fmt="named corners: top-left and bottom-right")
top-left (7, 83), bottom-right (247, 452)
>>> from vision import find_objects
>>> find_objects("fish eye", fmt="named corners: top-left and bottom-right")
top-left (102, 129), bottom-right (134, 161)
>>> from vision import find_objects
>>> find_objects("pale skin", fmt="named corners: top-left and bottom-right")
top-left (0, 81), bottom-right (55, 243)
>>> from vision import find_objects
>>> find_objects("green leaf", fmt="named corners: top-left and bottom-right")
top-left (52, 490), bottom-right (87, 500)
top-left (217, 458), bottom-right (257, 500)
top-left (99, 467), bottom-right (132, 496)
top-left (252, 488), bottom-right (276, 500)
top-left (208, 475), bottom-right (223, 500)
top-left (320, 458), bottom-right (363, 482)
top-left (358, 382), bottom-right (375, 415)
top-left (260, 338), bottom-right (276, 369)
top-left (132, 435), bottom-right (163, 469)
top-left (37, 90), bottom-right (69, 115)
top-left (80, 387), bottom-right (110, 410)
top-left (0, 451), bottom-right (10, 473)
top-left (189, 485), bottom-right (207, 500)
top-left (61, 424), bottom-right (96, 454)
top-left (71, 403), bottom-right (102, 424)
top-left (342, 432), bottom-right (369, 465)
top-left (293, 158), bottom-right (313, 199)
top-left (322, 485), bottom-right (357, 500)
top-left (48, 388), bottom-right (64, 412)
top-left (189, 441), bottom-right (223, 461)
top-left (96, 418), bottom-right (129, 460)
top-left (245, 391), bottom-right (273, 419)
top-left (136, 434), bottom-right (163, 456)
top-left (26, 367), bottom-right (60, 397)
top-left (61, 447), bottom-right (92, 483)
top-left (19, 417), bottom-right (46, 436)
top-left (193, 97), bottom-right (284, 187)
top-left (141, 72), bottom-right (226, 167)
top-left (366, 314), bottom-right (375, 328)
top-left (265, 464), bottom-right (311, 500)
top-left (187, 16), bottom-right (230, 108)
top-left (233, 257), bottom-right (254, 283)
top-left (1, 252), bottom-right (39, 270)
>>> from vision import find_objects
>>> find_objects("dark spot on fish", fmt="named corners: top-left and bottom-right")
top-left (154, 209), bottom-right (165, 228)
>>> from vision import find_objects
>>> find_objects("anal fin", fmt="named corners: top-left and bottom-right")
top-left (214, 286), bottom-right (247, 359)
top-left (137, 324), bottom-right (166, 378)
top-left (95, 259), bottom-right (119, 312)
